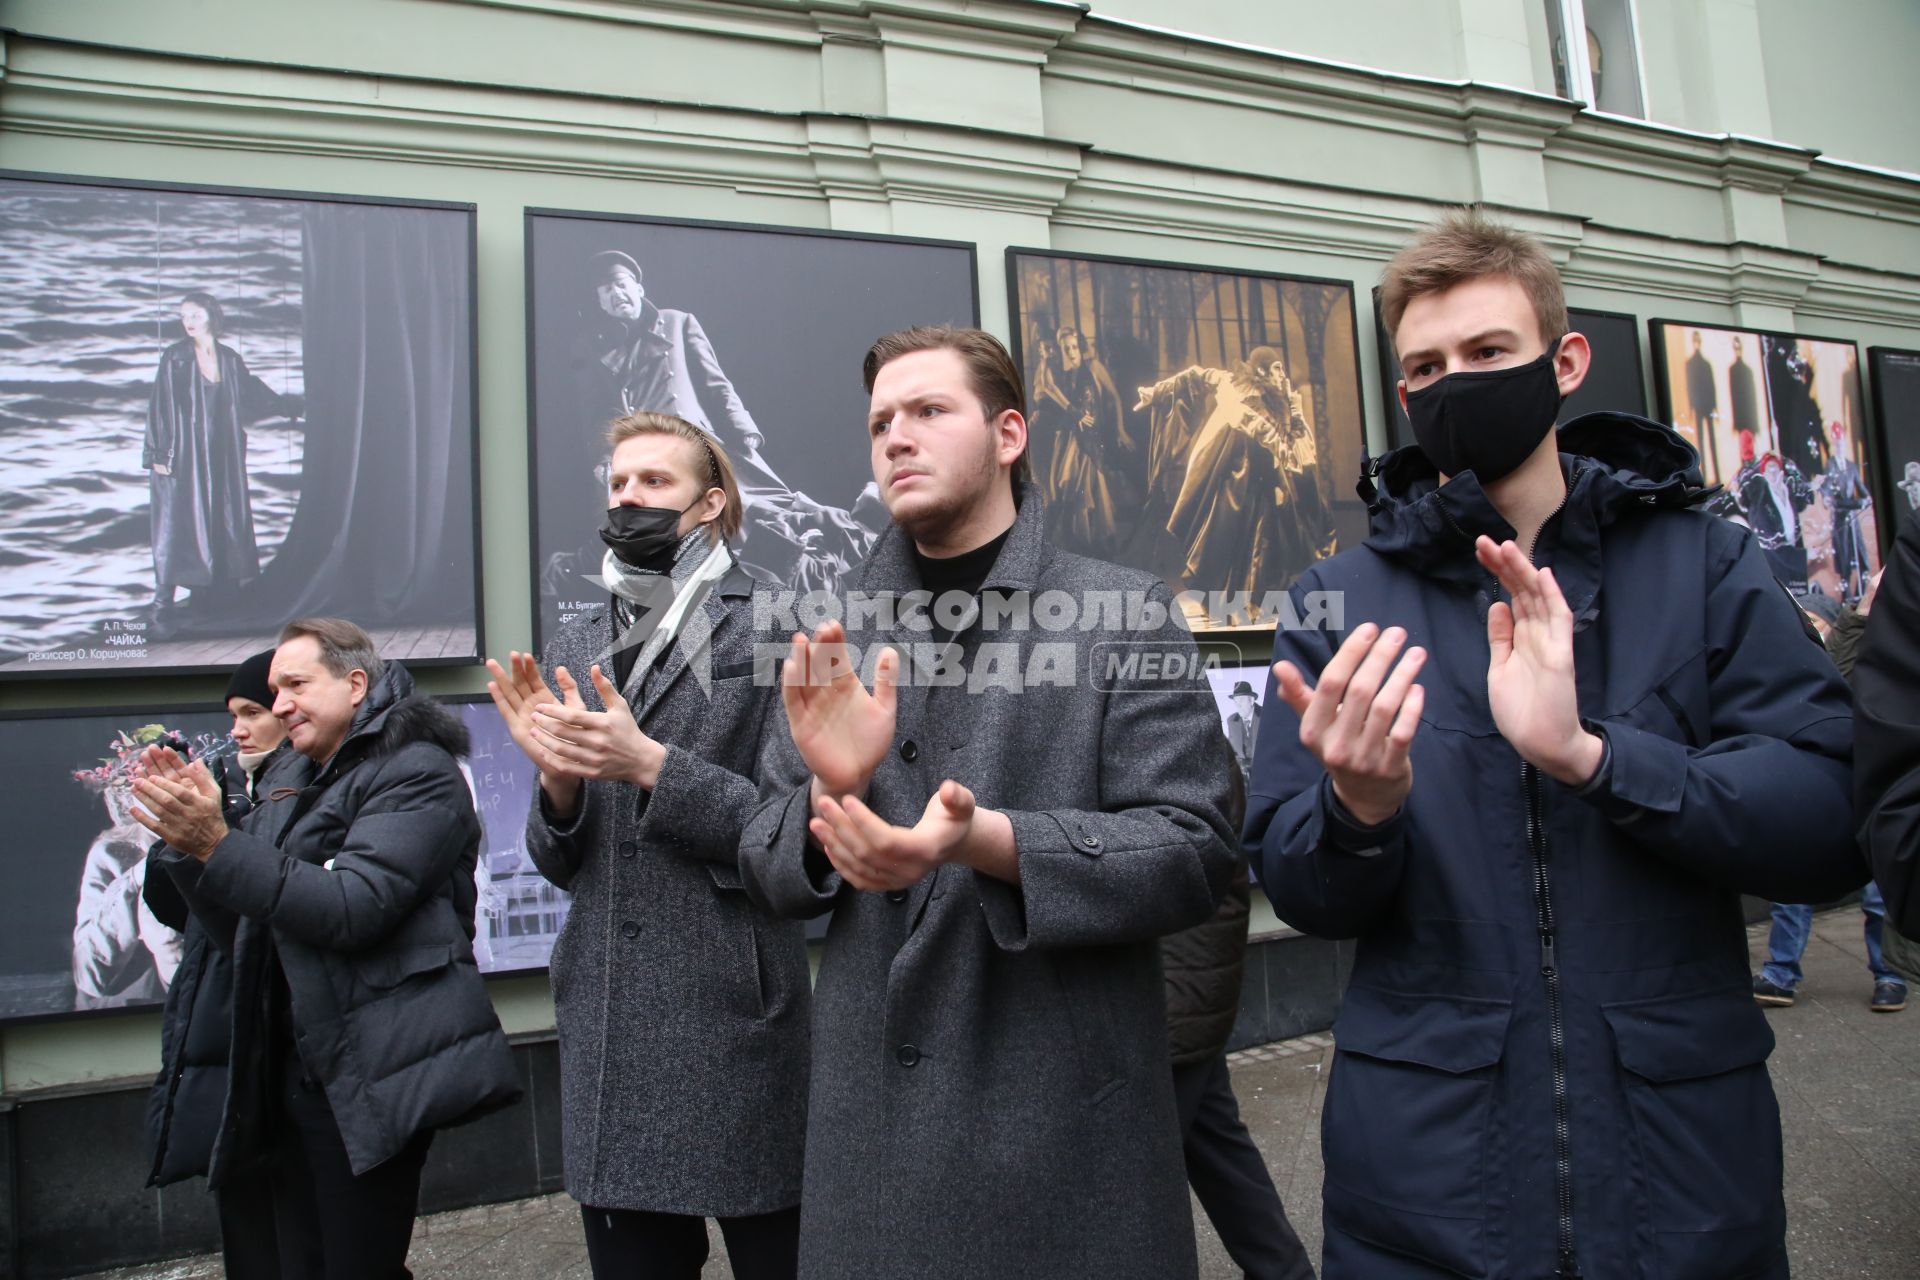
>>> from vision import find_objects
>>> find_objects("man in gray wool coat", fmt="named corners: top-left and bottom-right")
top-left (490, 411), bottom-right (809, 1279)
top-left (741, 325), bottom-right (1239, 1279)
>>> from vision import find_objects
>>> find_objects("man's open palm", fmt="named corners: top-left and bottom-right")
top-left (783, 620), bottom-right (899, 798)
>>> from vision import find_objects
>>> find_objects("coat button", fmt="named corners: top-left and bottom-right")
top-left (620, 920), bottom-right (640, 940)
top-left (899, 739), bottom-right (919, 762)
top-left (618, 840), bottom-right (637, 859)
top-left (896, 1044), bottom-right (920, 1068)
top-left (1081, 836), bottom-right (1100, 849)
top-left (887, 890), bottom-right (908, 903)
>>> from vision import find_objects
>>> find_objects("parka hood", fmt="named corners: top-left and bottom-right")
top-left (332, 661), bottom-right (470, 771)
top-left (1356, 412), bottom-right (1717, 607)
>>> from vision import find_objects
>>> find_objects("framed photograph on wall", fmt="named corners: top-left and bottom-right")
top-left (0, 172), bottom-right (484, 679)
top-left (1868, 347), bottom-right (1920, 533)
top-left (524, 210), bottom-right (979, 649)
top-left (1372, 299), bottom-right (1647, 453)
top-left (1650, 319), bottom-right (1879, 601)
top-left (1007, 249), bottom-right (1369, 631)
top-left (0, 703), bottom-right (232, 1022)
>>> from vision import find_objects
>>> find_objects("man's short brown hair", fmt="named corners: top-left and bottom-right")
top-left (279, 617), bottom-right (385, 684)
top-left (604, 412), bottom-right (744, 542)
top-left (1379, 208), bottom-right (1569, 352)
top-left (862, 325), bottom-right (1032, 485)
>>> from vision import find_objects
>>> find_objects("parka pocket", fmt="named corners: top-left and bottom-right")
top-left (1604, 989), bottom-right (1784, 1277)
top-left (1322, 987), bottom-right (1511, 1277)
top-left (353, 943), bottom-right (455, 991)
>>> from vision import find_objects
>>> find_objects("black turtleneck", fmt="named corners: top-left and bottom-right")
top-left (912, 527), bottom-right (1011, 600)
top-left (912, 527), bottom-right (1012, 652)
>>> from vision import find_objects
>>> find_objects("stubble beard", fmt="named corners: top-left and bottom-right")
top-left (886, 433), bottom-right (1001, 545)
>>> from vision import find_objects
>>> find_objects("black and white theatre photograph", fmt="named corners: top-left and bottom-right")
top-left (1009, 249), bottom-right (1369, 631)
top-left (523, 210), bottom-right (978, 648)
top-left (0, 173), bottom-right (483, 677)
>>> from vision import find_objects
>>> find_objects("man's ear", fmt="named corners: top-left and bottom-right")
top-left (1396, 380), bottom-right (1409, 415)
top-left (994, 409), bottom-right (1029, 471)
top-left (348, 668), bottom-right (370, 708)
top-left (1554, 331), bottom-right (1592, 399)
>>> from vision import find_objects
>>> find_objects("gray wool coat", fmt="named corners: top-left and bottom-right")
top-left (740, 494), bottom-right (1238, 1280)
top-left (526, 565), bottom-right (811, 1217)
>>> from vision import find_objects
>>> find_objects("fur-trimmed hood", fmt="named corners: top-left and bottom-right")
top-left (337, 661), bottom-right (469, 767)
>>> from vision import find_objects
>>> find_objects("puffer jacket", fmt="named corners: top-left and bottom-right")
top-left (144, 744), bottom-right (297, 1186)
top-left (1163, 765), bottom-right (1251, 1066)
top-left (164, 662), bottom-right (521, 1178)
top-left (1246, 413), bottom-right (1863, 1280)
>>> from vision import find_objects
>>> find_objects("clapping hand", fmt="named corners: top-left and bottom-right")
top-left (809, 781), bottom-right (978, 892)
top-left (530, 665), bottom-right (668, 790)
top-left (129, 745), bottom-right (227, 862)
top-left (1273, 623), bottom-right (1427, 827)
top-left (782, 620), bottom-right (898, 801)
top-left (1476, 536), bottom-right (1603, 786)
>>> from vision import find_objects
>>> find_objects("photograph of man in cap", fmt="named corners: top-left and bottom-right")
top-left (1224, 678), bottom-right (1261, 779)
top-left (571, 249), bottom-right (778, 488)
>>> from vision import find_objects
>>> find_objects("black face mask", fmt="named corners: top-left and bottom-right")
top-left (599, 499), bottom-right (699, 571)
top-left (1404, 337), bottom-right (1564, 483)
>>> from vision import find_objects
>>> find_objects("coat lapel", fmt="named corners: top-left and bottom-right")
top-left (634, 585), bottom-right (728, 726)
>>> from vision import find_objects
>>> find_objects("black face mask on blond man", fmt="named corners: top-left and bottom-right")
top-left (1404, 336), bottom-right (1565, 482)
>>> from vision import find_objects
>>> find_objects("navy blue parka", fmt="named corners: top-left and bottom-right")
top-left (1246, 414), bottom-right (1863, 1279)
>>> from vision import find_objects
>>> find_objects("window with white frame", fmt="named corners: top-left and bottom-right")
top-left (1544, 0), bottom-right (1647, 119)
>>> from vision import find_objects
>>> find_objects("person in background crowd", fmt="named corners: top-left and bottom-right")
top-left (1753, 583), bottom-right (1905, 1012)
top-left (144, 648), bottom-right (295, 1278)
top-left (488, 411), bottom-right (808, 1280)
top-left (1857, 513), bottom-right (1920, 977)
top-left (1246, 210), bottom-right (1862, 1280)
top-left (132, 617), bottom-right (519, 1280)
top-left (742, 325), bottom-right (1236, 1279)
top-left (1163, 765), bottom-right (1315, 1280)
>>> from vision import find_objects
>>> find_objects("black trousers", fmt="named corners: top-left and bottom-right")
top-left (1173, 1052), bottom-right (1316, 1280)
top-left (215, 1174), bottom-right (281, 1280)
top-left (580, 1203), bottom-right (801, 1280)
top-left (271, 1067), bottom-right (433, 1280)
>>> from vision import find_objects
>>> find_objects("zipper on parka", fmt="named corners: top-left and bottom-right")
top-left (1439, 465), bottom-right (1585, 1277)
top-left (1524, 469), bottom-right (1582, 1279)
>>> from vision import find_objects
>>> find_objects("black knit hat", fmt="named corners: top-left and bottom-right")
top-left (225, 648), bottom-right (276, 707)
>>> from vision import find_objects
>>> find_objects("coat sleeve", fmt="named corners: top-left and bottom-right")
top-left (1243, 574), bottom-right (1412, 939)
top-left (71, 838), bottom-right (146, 998)
top-left (1573, 525), bottom-right (1862, 903)
top-left (683, 314), bottom-right (762, 452)
top-left (738, 707), bottom-right (843, 921)
top-left (144, 354), bottom-right (174, 469)
top-left (229, 348), bottom-right (297, 422)
top-left (1857, 514), bottom-right (1920, 934)
top-left (975, 584), bottom-right (1238, 951)
top-left (192, 745), bottom-right (478, 952)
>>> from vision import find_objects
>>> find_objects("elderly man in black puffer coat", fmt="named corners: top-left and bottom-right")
top-left (135, 618), bottom-right (520, 1280)
top-left (1164, 765), bottom-right (1315, 1280)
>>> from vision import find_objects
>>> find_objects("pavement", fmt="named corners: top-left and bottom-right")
top-left (79, 907), bottom-right (1920, 1278)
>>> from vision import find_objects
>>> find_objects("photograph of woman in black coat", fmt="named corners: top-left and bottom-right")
top-left (143, 290), bottom-right (300, 633)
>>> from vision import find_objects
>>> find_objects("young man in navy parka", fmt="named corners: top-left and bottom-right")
top-left (1244, 210), bottom-right (1864, 1280)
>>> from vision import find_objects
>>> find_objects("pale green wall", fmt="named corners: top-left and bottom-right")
top-left (1758, 0), bottom-right (1920, 176)
top-left (2, 0), bottom-right (1919, 1093)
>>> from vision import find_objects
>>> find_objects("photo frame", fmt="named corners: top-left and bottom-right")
top-left (1650, 319), bottom-right (1878, 601)
top-left (1007, 248), bottom-right (1369, 632)
top-left (1868, 347), bottom-right (1920, 534)
top-left (1372, 299), bottom-right (1648, 453)
top-left (524, 210), bottom-right (979, 650)
top-left (0, 171), bottom-right (484, 679)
